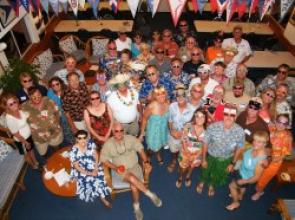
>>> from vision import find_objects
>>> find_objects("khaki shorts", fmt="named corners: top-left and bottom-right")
top-left (35, 132), bottom-right (63, 156)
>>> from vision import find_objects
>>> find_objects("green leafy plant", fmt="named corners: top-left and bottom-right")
top-left (0, 58), bottom-right (40, 94)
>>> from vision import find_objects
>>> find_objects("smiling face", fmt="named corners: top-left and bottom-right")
top-left (171, 59), bottom-right (183, 76)
top-left (261, 89), bottom-right (275, 105)
top-left (20, 75), bottom-right (33, 90)
top-left (30, 90), bottom-right (42, 105)
top-left (65, 57), bottom-right (76, 72)
top-left (6, 97), bottom-right (19, 112)
top-left (276, 85), bottom-right (288, 102)
top-left (113, 123), bottom-right (124, 141)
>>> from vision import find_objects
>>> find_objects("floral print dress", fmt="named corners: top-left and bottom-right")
top-left (70, 140), bottom-right (111, 202)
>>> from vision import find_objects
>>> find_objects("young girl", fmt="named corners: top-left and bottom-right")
top-left (139, 86), bottom-right (169, 165)
top-left (176, 108), bottom-right (207, 188)
top-left (251, 114), bottom-right (293, 201)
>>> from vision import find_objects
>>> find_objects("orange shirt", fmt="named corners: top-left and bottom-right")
top-left (269, 126), bottom-right (292, 158)
top-left (206, 46), bottom-right (223, 64)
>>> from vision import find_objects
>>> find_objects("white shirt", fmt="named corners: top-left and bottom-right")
top-left (107, 89), bottom-right (139, 123)
top-left (115, 37), bottom-right (132, 52)
top-left (189, 77), bottom-right (219, 99)
top-left (222, 38), bottom-right (252, 64)
top-left (6, 111), bottom-right (31, 141)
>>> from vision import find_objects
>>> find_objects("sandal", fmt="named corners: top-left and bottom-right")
top-left (251, 191), bottom-right (264, 201)
top-left (185, 178), bottom-right (192, 187)
top-left (167, 161), bottom-right (176, 173)
top-left (176, 178), bottom-right (182, 188)
top-left (208, 186), bottom-right (215, 197)
top-left (225, 202), bottom-right (240, 211)
top-left (101, 198), bottom-right (112, 209)
top-left (157, 159), bottom-right (164, 166)
top-left (196, 183), bottom-right (204, 194)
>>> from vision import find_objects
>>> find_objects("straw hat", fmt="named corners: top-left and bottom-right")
top-left (223, 47), bottom-right (238, 56)
top-left (109, 74), bottom-right (130, 85)
top-left (197, 64), bottom-right (211, 74)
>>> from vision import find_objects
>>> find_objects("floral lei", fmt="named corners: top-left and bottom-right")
top-left (116, 89), bottom-right (135, 106)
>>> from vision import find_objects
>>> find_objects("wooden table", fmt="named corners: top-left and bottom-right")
top-left (272, 158), bottom-right (295, 191)
top-left (42, 147), bottom-right (76, 197)
top-left (246, 51), bottom-right (295, 68)
top-left (193, 21), bottom-right (273, 34)
top-left (54, 20), bottom-right (134, 33)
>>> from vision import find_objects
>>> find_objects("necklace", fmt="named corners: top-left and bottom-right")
top-left (114, 140), bottom-right (126, 155)
top-left (116, 89), bottom-right (135, 106)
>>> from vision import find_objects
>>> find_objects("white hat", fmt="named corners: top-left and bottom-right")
top-left (109, 74), bottom-right (130, 85)
top-left (197, 64), bottom-right (211, 73)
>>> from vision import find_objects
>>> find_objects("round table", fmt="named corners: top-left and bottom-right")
top-left (42, 147), bottom-right (76, 197)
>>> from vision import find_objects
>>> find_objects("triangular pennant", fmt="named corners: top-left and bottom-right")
top-left (68, 0), bottom-right (78, 16)
top-left (79, 0), bottom-right (85, 8)
top-left (198, 0), bottom-right (207, 13)
top-left (20, 0), bottom-right (30, 12)
top-left (168, 0), bottom-right (187, 26)
top-left (59, 0), bottom-right (68, 13)
top-left (0, 5), bottom-right (14, 23)
top-left (147, 0), bottom-right (160, 17)
top-left (226, 0), bottom-right (237, 22)
top-left (9, 0), bottom-right (20, 16)
top-left (109, 0), bottom-right (118, 13)
top-left (280, 0), bottom-right (294, 21)
top-left (249, 0), bottom-right (259, 17)
top-left (217, 0), bottom-right (229, 13)
top-left (40, 0), bottom-right (49, 14)
top-left (260, 0), bottom-right (274, 20)
top-left (49, 0), bottom-right (59, 15)
top-left (31, 0), bottom-right (41, 12)
top-left (88, 0), bottom-right (100, 18)
top-left (237, 0), bottom-right (247, 18)
top-left (209, 0), bottom-right (218, 12)
top-left (191, 0), bottom-right (198, 12)
top-left (127, 0), bottom-right (139, 17)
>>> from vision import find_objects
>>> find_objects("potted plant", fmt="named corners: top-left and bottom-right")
top-left (0, 58), bottom-right (41, 94)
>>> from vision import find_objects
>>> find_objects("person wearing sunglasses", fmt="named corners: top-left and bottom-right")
top-left (101, 123), bottom-right (162, 220)
top-left (22, 86), bottom-right (63, 157)
top-left (47, 76), bottom-right (74, 145)
top-left (99, 41), bottom-right (119, 78)
top-left (16, 72), bottom-right (47, 104)
top-left (139, 86), bottom-right (169, 165)
top-left (189, 83), bottom-right (205, 110)
top-left (183, 47), bottom-right (204, 78)
top-left (174, 19), bottom-right (197, 47)
top-left (70, 130), bottom-right (112, 206)
top-left (251, 114), bottom-right (293, 201)
top-left (149, 44), bottom-right (171, 75)
top-left (163, 58), bottom-right (190, 90)
top-left (224, 81), bottom-right (251, 115)
top-left (198, 104), bottom-right (245, 197)
top-left (257, 64), bottom-right (294, 107)
top-left (139, 65), bottom-right (174, 104)
top-left (167, 84), bottom-right (195, 173)
top-left (115, 27), bottom-right (132, 52)
top-left (236, 97), bottom-right (269, 147)
top-left (259, 88), bottom-right (276, 124)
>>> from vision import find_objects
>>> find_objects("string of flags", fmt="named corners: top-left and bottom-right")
top-left (2, 0), bottom-right (294, 25)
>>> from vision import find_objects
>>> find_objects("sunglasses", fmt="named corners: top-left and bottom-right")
top-left (77, 136), bottom-right (87, 140)
top-left (276, 119), bottom-right (288, 126)
top-left (22, 79), bottom-right (32, 83)
top-left (172, 65), bottom-right (181, 69)
top-left (8, 101), bottom-right (17, 107)
top-left (223, 112), bottom-right (236, 117)
top-left (146, 72), bottom-right (157, 77)
top-left (266, 92), bottom-right (275, 99)
top-left (114, 129), bottom-right (124, 133)
top-left (179, 24), bottom-right (187, 27)
top-left (156, 50), bottom-right (164, 54)
top-left (278, 70), bottom-right (287, 74)
top-left (233, 86), bottom-right (243, 90)
top-left (91, 96), bottom-right (100, 101)
top-left (192, 53), bottom-right (200, 56)
top-left (108, 47), bottom-right (117, 50)
top-left (51, 82), bottom-right (60, 87)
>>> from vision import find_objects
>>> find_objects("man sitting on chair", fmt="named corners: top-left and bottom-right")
top-left (100, 122), bottom-right (162, 220)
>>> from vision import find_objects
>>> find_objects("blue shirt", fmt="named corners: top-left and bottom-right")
top-left (168, 102), bottom-right (195, 131)
top-left (131, 43), bottom-right (140, 58)
top-left (17, 84), bottom-right (47, 104)
top-left (163, 70), bottom-right (190, 89)
top-left (139, 76), bottom-right (175, 101)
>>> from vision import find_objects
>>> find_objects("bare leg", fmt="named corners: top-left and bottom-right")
top-left (185, 167), bottom-right (193, 187)
top-left (124, 173), bottom-right (148, 194)
top-left (130, 184), bottom-right (140, 203)
top-left (226, 181), bottom-right (240, 210)
top-left (176, 167), bottom-right (185, 188)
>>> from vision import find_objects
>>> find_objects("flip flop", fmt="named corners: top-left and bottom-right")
top-left (196, 183), bottom-right (204, 194)
top-left (251, 191), bottom-right (264, 201)
top-left (176, 178), bottom-right (182, 188)
top-left (225, 202), bottom-right (240, 211)
top-left (185, 178), bottom-right (192, 187)
top-left (208, 186), bottom-right (215, 197)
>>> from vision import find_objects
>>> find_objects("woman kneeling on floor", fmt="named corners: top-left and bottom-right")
top-left (226, 131), bottom-right (268, 211)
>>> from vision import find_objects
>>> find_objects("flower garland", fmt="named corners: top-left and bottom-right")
top-left (116, 89), bottom-right (135, 106)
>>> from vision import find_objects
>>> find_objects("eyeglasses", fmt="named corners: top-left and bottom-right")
top-left (278, 70), bottom-right (287, 74)
top-left (91, 96), bottom-right (100, 101)
top-left (97, 75), bottom-right (106, 80)
top-left (172, 65), bottom-right (181, 69)
top-left (233, 86), bottom-right (243, 90)
top-left (192, 53), bottom-right (200, 56)
top-left (51, 82), bottom-right (60, 87)
top-left (8, 101), bottom-right (17, 107)
top-left (146, 72), bottom-right (157, 77)
top-left (108, 47), bottom-right (117, 50)
top-left (156, 50), bottom-right (164, 54)
top-left (192, 89), bottom-right (202, 93)
top-left (179, 24), bottom-right (187, 27)
top-left (266, 92), bottom-right (275, 99)
top-left (22, 79), bottom-right (32, 83)
top-left (223, 112), bottom-right (236, 117)
top-left (276, 119), bottom-right (288, 126)
top-left (114, 129), bottom-right (124, 133)
top-left (77, 136), bottom-right (87, 140)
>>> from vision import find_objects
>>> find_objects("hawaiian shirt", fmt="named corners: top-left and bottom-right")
top-left (139, 76), bottom-right (175, 101)
top-left (204, 121), bottom-right (245, 159)
top-left (22, 97), bottom-right (62, 144)
top-left (92, 83), bottom-right (112, 102)
top-left (168, 102), bottom-right (195, 131)
top-left (163, 70), bottom-right (190, 89)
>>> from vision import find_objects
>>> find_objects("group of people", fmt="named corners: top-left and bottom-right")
top-left (0, 19), bottom-right (294, 220)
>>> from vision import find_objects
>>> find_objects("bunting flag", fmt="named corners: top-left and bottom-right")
top-left (191, 0), bottom-right (198, 12)
top-left (31, 0), bottom-right (41, 12)
top-left (280, 0), bottom-right (294, 21)
top-left (109, 0), bottom-right (118, 13)
top-left (217, 0), bottom-right (229, 14)
top-left (209, 0), bottom-right (218, 12)
top-left (0, 2), bottom-right (16, 25)
top-left (79, 0), bottom-right (86, 8)
top-left (9, 0), bottom-right (20, 16)
top-left (198, 0), bottom-right (207, 13)
top-left (20, 0), bottom-right (30, 12)
top-left (126, 0), bottom-right (139, 17)
top-left (226, 0), bottom-right (237, 22)
top-left (49, 0), bottom-right (59, 15)
top-left (68, 0), bottom-right (78, 17)
top-left (260, 0), bottom-right (274, 20)
top-left (249, 0), bottom-right (259, 17)
top-left (147, 0), bottom-right (161, 17)
top-left (237, 0), bottom-right (247, 18)
top-left (88, 0), bottom-right (100, 18)
top-left (168, 0), bottom-right (187, 26)
top-left (40, 0), bottom-right (49, 14)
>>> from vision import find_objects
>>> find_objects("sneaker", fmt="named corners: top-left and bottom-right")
top-left (150, 193), bottom-right (162, 207)
top-left (134, 207), bottom-right (143, 220)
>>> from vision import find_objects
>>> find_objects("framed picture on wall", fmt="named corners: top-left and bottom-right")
top-left (0, 0), bottom-right (17, 28)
